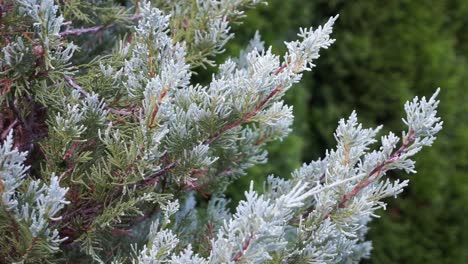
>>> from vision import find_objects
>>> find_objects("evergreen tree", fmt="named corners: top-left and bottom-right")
top-left (0, 0), bottom-right (446, 263)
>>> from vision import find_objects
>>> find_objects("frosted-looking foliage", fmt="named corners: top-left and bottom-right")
top-left (0, 0), bottom-right (442, 263)
top-left (127, 89), bottom-right (441, 263)
top-left (0, 132), bottom-right (69, 254)
top-left (0, 131), bottom-right (30, 210)
top-left (17, 0), bottom-right (76, 69)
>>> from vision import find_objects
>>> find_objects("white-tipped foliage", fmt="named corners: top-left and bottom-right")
top-left (0, 132), bottom-right (69, 252)
top-left (209, 181), bottom-right (313, 263)
top-left (1, 0), bottom-right (443, 263)
top-left (0, 131), bottom-right (30, 210)
top-left (18, 0), bottom-right (76, 69)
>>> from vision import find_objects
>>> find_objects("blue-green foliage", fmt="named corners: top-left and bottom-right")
top-left (0, 0), bottom-right (459, 262)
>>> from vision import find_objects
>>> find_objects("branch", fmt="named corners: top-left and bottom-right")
top-left (232, 234), bottom-right (254, 262)
top-left (136, 161), bottom-right (177, 187)
top-left (64, 75), bottom-right (135, 116)
top-left (204, 62), bottom-right (289, 145)
top-left (135, 62), bottom-right (290, 186)
top-left (1, 118), bottom-right (18, 140)
top-left (204, 83), bottom-right (284, 145)
top-left (59, 15), bottom-right (142, 37)
top-left (64, 75), bottom-right (89, 97)
top-left (322, 129), bottom-right (416, 220)
top-left (60, 25), bottom-right (109, 37)
top-left (148, 86), bottom-right (168, 128)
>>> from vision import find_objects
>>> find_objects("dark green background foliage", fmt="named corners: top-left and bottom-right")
top-left (223, 0), bottom-right (468, 263)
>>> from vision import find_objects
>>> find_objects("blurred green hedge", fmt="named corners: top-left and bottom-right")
top-left (224, 0), bottom-right (468, 263)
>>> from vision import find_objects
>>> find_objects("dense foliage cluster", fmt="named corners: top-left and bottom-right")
top-left (0, 0), bottom-right (445, 263)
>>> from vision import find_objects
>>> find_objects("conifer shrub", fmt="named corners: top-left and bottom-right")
top-left (0, 1), bottom-right (443, 263)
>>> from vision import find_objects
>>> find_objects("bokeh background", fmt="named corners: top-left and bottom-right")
top-left (215, 1), bottom-right (467, 263)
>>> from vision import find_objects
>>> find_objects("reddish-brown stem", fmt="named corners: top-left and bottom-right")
top-left (274, 63), bottom-right (288, 75)
top-left (232, 234), bottom-right (253, 262)
top-left (202, 222), bottom-right (215, 253)
top-left (60, 202), bottom-right (103, 224)
top-left (63, 141), bottom-right (80, 160)
top-left (254, 135), bottom-right (268, 146)
top-left (59, 166), bottom-right (75, 180)
top-left (110, 229), bottom-right (132, 237)
top-left (0, 78), bottom-right (12, 97)
top-left (60, 25), bottom-right (110, 37)
top-left (1, 118), bottom-right (18, 139)
top-left (203, 62), bottom-right (288, 146)
top-left (136, 63), bottom-right (290, 185)
top-left (205, 83), bottom-right (284, 145)
top-left (148, 87), bottom-right (168, 128)
top-left (65, 75), bottom-right (136, 117)
top-left (104, 242), bottom-right (123, 263)
top-left (137, 161), bottom-right (177, 187)
top-left (322, 130), bottom-right (416, 220)
top-left (21, 32), bottom-right (35, 45)
top-left (59, 15), bottom-right (142, 37)
top-left (207, 222), bottom-right (214, 241)
top-left (64, 76), bottom-right (90, 97)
